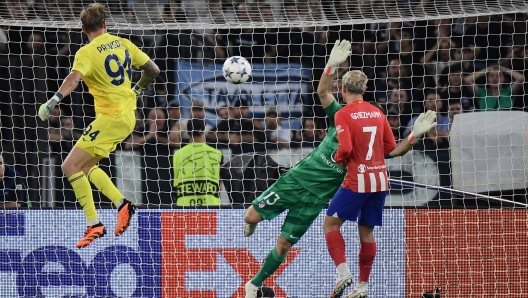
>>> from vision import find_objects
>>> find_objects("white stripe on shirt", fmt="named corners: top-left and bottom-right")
top-left (357, 174), bottom-right (365, 193)
top-left (379, 171), bottom-right (387, 191)
top-left (369, 173), bottom-right (377, 192)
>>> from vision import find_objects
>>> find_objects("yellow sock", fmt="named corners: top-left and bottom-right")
top-left (68, 171), bottom-right (98, 224)
top-left (88, 166), bottom-right (124, 208)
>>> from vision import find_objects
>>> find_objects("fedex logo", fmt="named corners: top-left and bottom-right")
top-left (0, 211), bottom-right (300, 298)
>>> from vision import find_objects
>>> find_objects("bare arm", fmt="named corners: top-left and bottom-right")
top-left (57, 70), bottom-right (83, 97)
top-left (501, 66), bottom-right (525, 94)
top-left (0, 202), bottom-right (20, 209)
top-left (123, 132), bottom-right (156, 150)
top-left (135, 60), bottom-right (160, 90)
top-left (168, 123), bottom-right (182, 148)
top-left (463, 67), bottom-right (489, 94)
top-left (317, 40), bottom-right (351, 109)
top-left (317, 71), bottom-right (338, 109)
top-left (387, 138), bottom-right (414, 157)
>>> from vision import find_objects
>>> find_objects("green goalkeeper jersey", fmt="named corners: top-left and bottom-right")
top-left (288, 99), bottom-right (346, 201)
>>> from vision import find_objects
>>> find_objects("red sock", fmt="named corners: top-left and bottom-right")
top-left (325, 230), bottom-right (347, 266)
top-left (358, 242), bottom-right (376, 282)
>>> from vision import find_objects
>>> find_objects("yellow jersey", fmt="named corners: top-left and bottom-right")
top-left (173, 143), bottom-right (223, 206)
top-left (71, 33), bottom-right (150, 117)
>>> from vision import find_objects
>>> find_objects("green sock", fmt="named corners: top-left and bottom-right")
top-left (251, 247), bottom-right (288, 287)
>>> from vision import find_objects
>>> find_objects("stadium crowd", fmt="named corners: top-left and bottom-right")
top-left (0, 0), bottom-right (527, 207)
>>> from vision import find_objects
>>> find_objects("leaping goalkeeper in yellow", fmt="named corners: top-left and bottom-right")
top-left (38, 3), bottom-right (160, 248)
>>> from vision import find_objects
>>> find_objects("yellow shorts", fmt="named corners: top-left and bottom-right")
top-left (75, 111), bottom-right (135, 158)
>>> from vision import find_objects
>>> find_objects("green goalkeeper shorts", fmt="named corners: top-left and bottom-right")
top-left (252, 173), bottom-right (328, 244)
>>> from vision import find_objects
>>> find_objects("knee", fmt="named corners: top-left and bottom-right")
top-left (244, 206), bottom-right (262, 224)
top-left (358, 225), bottom-right (375, 242)
top-left (276, 236), bottom-right (293, 256)
top-left (323, 216), bottom-right (342, 234)
top-left (61, 160), bottom-right (75, 177)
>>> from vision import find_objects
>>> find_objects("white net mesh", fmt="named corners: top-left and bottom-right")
top-left (0, 0), bottom-right (527, 297)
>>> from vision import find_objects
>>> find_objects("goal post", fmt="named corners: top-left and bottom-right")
top-left (0, 0), bottom-right (527, 297)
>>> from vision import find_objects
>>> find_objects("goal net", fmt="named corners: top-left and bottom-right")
top-left (0, 0), bottom-right (527, 297)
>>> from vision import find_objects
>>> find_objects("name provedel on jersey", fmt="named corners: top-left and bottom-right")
top-left (96, 39), bottom-right (124, 53)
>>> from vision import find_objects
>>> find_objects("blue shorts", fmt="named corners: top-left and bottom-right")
top-left (326, 187), bottom-right (387, 227)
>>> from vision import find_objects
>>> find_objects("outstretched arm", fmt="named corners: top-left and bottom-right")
top-left (317, 40), bottom-right (351, 109)
top-left (387, 110), bottom-right (437, 158)
top-left (133, 59), bottom-right (161, 95)
top-left (38, 70), bottom-right (83, 121)
top-left (58, 71), bottom-right (83, 98)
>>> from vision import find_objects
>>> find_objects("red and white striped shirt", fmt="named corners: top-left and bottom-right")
top-left (334, 101), bottom-right (396, 193)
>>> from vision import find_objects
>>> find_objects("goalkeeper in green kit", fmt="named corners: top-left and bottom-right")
top-left (243, 39), bottom-right (438, 298)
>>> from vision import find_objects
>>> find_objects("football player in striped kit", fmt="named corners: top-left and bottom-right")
top-left (323, 68), bottom-right (437, 297)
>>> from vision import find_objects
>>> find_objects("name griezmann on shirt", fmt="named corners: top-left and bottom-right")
top-left (350, 111), bottom-right (382, 120)
top-left (97, 40), bottom-right (124, 53)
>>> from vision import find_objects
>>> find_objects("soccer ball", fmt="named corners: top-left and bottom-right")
top-left (223, 56), bottom-right (252, 84)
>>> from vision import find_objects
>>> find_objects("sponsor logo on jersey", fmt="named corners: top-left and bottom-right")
top-left (358, 164), bottom-right (366, 173)
top-left (320, 152), bottom-right (344, 175)
top-left (15, 184), bottom-right (23, 190)
top-left (336, 125), bottom-right (344, 134)
top-left (350, 111), bottom-right (382, 120)
top-left (357, 164), bottom-right (386, 173)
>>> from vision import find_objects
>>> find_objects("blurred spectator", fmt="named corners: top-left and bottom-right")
top-left (448, 100), bottom-right (464, 129)
top-left (263, 106), bottom-right (291, 149)
top-left (238, 99), bottom-right (263, 130)
top-left (391, 26), bottom-right (427, 89)
top-left (225, 2), bottom-right (277, 64)
top-left (432, 18), bottom-right (455, 39)
top-left (386, 110), bottom-right (403, 141)
top-left (122, 110), bottom-right (146, 151)
top-left (0, 153), bottom-right (28, 209)
top-left (129, 0), bottom-right (165, 23)
top-left (167, 102), bottom-right (182, 129)
top-left (421, 37), bottom-right (458, 86)
top-left (439, 63), bottom-right (474, 111)
top-left (460, 46), bottom-right (477, 74)
top-left (387, 88), bottom-right (412, 128)
top-left (405, 92), bottom-right (450, 149)
top-left (277, 1), bottom-right (326, 67)
top-left (213, 99), bottom-right (266, 155)
top-left (217, 106), bottom-right (229, 120)
top-left (21, 32), bottom-right (48, 105)
top-left (178, 100), bottom-right (214, 143)
top-left (375, 59), bottom-right (411, 104)
top-left (58, 116), bottom-right (82, 154)
top-left (172, 118), bottom-right (223, 206)
top-left (128, 108), bottom-right (170, 156)
top-left (291, 117), bottom-right (324, 148)
top-left (201, 0), bottom-right (229, 64)
top-left (463, 65), bottom-right (524, 111)
top-left (7, 1), bottom-right (31, 20)
top-left (463, 15), bottom-right (507, 67)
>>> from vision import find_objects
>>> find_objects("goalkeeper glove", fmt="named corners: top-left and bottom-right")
top-left (133, 84), bottom-right (145, 95)
top-left (325, 39), bottom-right (352, 75)
top-left (38, 92), bottom-right (63, 121)
top-left (408, 110), bottom-right (437, 144)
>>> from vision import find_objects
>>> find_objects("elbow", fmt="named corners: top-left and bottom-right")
top-left (316, 86), bottom-right (329, 100)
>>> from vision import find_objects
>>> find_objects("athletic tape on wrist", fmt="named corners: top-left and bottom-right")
top-left (407, 134), bottom-right (418, 144)
top-left (54, 92), bottom-right (64, 101)
top-left (324, 65), bottom-right (337, 75)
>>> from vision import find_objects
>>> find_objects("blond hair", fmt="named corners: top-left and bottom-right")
top-left (80, 3), bottom-right (107, 33)
top-left (342, 70), bottom-right (368, 94)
